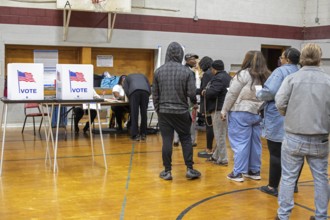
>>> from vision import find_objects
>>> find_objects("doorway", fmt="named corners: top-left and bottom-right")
top-left (261, 45), bottom-right (288, 72)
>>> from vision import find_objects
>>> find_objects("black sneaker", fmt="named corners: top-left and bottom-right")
top-left (192, 143), bottom-right (197, 147)
top-left (140, 134), bottom-right (146, 141)
top-left (186, 168), bottom-right (201, 180)
top-left (227, 171), bottom-right (244, 182)
top-left (173, 142), bottom-right (179, 147)
top-left (83, 123), bottom-right (89, 133)
top-left (131, 135), bottom-right (140, 141)
top-left (260, 185), bottom-right (278, 196)
top-left (159, 170), bottom-right (172, 180)
top-left (294, 185), bottom-right (298, 193)
top-left (243, 170), bottom-right (261, 180)
top-left (213, 160), bottom-right (229, 166)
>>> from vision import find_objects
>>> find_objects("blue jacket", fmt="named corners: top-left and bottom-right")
top-left (257, 64), bottom-right (299, 142)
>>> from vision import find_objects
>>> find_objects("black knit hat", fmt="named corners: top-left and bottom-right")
top-left (211, 60), bottom-right (224, 71)
top-left (199, 56), bottom-right (213, 72)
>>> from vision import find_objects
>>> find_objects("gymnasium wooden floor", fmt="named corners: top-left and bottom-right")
top-left (0, 126), bottom-right (328, 220)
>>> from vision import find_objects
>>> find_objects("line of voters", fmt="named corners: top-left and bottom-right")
top-left (70, 41), bottom-right (329, 220)
top-left (152, 42), bottom-right (330, 220)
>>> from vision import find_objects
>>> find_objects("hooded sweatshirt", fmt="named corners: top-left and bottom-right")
top-left (152, 42), bottom-right (197, 114)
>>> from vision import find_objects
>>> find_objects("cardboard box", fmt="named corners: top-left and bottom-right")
top-left (7, 63), bottom-right (44, 100)
top-left (56, 64), bottom-right (94, 100)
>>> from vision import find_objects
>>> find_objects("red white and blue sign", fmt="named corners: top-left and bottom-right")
top-left (7, 63), bottom-right (44, 100)
top-left (56, 64), bottom-right (93, 100)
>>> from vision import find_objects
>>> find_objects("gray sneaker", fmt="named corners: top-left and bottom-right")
top-left (186, 168), bottom-right (201, 180)
top-left (159, 170), bottom-right (172, 180)
top-left (227, 171), bottom-right (244, 182)
top-left (243, 170), bottom-right (261, 180)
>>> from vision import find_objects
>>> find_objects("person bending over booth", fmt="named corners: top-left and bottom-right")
top-left (123, 73), bottom-right (151, 141)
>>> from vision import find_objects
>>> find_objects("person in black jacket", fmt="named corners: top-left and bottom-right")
top-left (197, 56), bottom-right (215, 158)
top-left (203, 60), bottom-right (232, 165)
top-left (123, 73), bottom-right (151, 141)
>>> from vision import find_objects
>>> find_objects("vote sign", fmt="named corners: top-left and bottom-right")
top-left (7, 63), bottom-right (44, 100)
top-left (56, 64), bottom-right (94, 100)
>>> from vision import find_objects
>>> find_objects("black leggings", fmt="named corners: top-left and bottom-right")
top-left (205, 116), bottom-right (214, 150)
top-left (111, 106), bottom-right (129, 130)
top-left (267, 140), bottom-right (304, 188)
top-left (73, 107), bottom-right (97, 129)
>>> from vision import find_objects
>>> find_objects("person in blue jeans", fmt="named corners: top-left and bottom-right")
top-left (221, 51), bottom-right (270, 182)
top-left (275, 43), bottom-right (330, 220)
top-left (257, 48), bottom-right (303, 196)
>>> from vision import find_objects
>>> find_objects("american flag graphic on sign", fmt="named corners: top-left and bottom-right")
top-left (18, 70), bottom-right (35, 82)
top-left (69, 70), bottom-right (86, 82)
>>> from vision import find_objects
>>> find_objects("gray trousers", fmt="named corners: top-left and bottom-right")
top-left (211, 111), bottom-right (228, 163)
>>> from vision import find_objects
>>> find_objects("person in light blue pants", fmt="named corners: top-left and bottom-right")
top-left (228, 111), bottom-right (262, 175)
top-left (221, 50), bottom-right (270, 182)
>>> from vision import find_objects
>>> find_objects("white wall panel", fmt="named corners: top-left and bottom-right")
top-left (1, 0), bottom-right (329, 26)
top-left (304, 0), bottom-right (330, 26)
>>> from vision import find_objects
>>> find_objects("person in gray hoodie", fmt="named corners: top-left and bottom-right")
top-left (152, 42), bottom-right (201, 181)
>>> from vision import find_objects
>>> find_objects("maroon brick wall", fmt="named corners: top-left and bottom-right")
top-left (0, 6), bottom-right (328, 40)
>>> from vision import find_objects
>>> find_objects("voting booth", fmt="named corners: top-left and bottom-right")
top-left (7, 63), bottom-right (44, 100)
top-left (56, 64), bottom-right (94, 100)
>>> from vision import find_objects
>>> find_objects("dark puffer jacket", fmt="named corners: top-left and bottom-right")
top-left (205, 70), bottom-right (231, 113)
